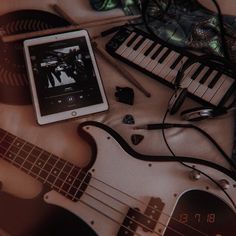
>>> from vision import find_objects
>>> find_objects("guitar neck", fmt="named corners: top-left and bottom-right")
top-left (0, 128), bottom-right (90, 201)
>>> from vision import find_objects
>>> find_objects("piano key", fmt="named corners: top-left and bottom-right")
top-left (169, 57), bottom-right (191, 83)
top-left (170, 55), bottom-right (184, 70)
top-left (165, 56), bottom-right (188, 83)
top-left (191, 64), bottom-right (205, 80)
top-left (133, 37), bottom-right (146, 50)
top-left (127, 38), bottom-right (150, 61)
top-left (152, 48), bottom-right (174, 75)
top-left (116, 32), bottom-right (136, 55)
top-left (187, 66), bottom-right (210, 93)
top-left (133, 40), bottom-right (154, 64)
top-left (194, 70), bottom-right (218, 97)
top-left (210, 76), bottom-right (234, 105)
top-left (158, 48), bottom-right (172, 64)
top-left (127, 33), bottom-right (139, 47)
top-left (121, 35), bottom-right (143, 58)
top-left (202, 74), bottom-right (226, 102)
top-left (151, 45), bottom-right (165, 60)
top-left (139, 44), bottom-right (161, 68)
top-left (158, 52), bottom-right (180, 78)
top-left (146, 47), bottom-right (169, 72)
top-left (144, 41), bottom-right (158, 56)
top-left (180, 63), bottom-right (200, 88)
top-left (208, 72), bottom-right (222, 89)
top-left (199, 68), bottom-right (213, 84)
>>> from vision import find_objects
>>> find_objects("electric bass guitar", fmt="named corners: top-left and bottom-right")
top-left (0, 121), bottom-right (236, 236)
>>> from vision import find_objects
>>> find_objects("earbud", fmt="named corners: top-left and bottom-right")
top-left (180, 106), bottom-right (228, 121)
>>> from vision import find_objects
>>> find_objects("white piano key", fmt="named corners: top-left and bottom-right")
top-left (158, 51), bottom-right (179, 78)
top-left (152, 48), bottom-right (173, 74)
top-left (186, 65), bottom-right (209, 93)
top-left (116, 32), bottom-right (136, 55)
top-left (121, 35), bottom-right (143, 58)
top-left (165, 56), bottom-right (188, 83)
top-left (127, 38), bottom-right (150, 61)
top-left (193, 70), bottom-right (218, 97)
top-left (140, 44), bottom-right (161, 68)
top-left (134, 40), bottom-right (153, 64)
top-left (210, 76), bottom-right (234, 105)
top-left (149, 48), bottom-right (169, 73)
top-left (180, 63), bottom-right (200, 88)
top-left (201, 74), bottom-right (226, 102)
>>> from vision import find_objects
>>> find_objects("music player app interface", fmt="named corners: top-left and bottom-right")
top-left (29, 37), bottom-right (103, 116)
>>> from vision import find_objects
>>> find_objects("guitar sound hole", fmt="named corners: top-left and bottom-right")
top-left (164, 190), bottom-right (236, 236)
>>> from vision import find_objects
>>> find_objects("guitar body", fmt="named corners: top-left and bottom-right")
top-left (0, 186), bottom-right (97, 236)
top-left (45, 121), bottom-right (236, 235)
top-left (1, 121), bottom-right (236, 235)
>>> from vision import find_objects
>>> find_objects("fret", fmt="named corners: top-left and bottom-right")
top-left (10, 139), bottom-right (33, 170)
top-left (2, 134), bottom-right (17, 162)
top-left (22, 160), bottom-right (34, 170)
top-left (66, 167), bottom-right (82, 197)
top-left (0, 127), bottom-right (90, 201)
top-left (46, 174), bottom-right (57, 186)
top-left (35, 151), bottom-right (50, 181)
top-left (44, 156), bottom-right (61, 185)
top-left (50, 159), bottom-right (67, 188)
top-left (47, 154), bottom-right (58, 166)
top-left (58, 162), bottom-right (74, 193)
top-left (71, 171), bottom-right (88, 200)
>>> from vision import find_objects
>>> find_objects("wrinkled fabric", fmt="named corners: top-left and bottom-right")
top-left (144, 0), bottom-right (236, 62)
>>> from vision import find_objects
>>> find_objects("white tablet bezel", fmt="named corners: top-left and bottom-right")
top-left (24, 30), bottom-right (108, 125)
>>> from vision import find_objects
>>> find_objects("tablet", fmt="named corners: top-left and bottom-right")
top-left (24, 30), bottom-right (108, 125)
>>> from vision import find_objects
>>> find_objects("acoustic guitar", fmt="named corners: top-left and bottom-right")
top-left (0, 121), bottom-right (235, 235)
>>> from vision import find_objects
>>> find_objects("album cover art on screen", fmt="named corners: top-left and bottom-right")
top-left (29, 37), bottom-right (104, 116)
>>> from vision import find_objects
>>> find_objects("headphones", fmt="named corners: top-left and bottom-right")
top-left (168, 57), bottom-right (232, 121)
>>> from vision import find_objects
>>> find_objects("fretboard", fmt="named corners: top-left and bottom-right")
top-left (0, 128), bottom-right (90, 201)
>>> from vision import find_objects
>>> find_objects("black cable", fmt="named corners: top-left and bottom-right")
top-left (161, 104), bottom-right (236, 210)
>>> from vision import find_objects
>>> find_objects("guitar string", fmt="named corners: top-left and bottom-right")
top-left (0, 156), bottom-right (179, 236)
top-left (0, 132), bottom-right (208, 235)
top-left (0, 134), bottom-right (184, 236)
top-left (0, 134), bottom-right (210, 235)
top-left (0, 148), bottom-right (185, 236)
top-left (0, 137), bottom-right (208, 236)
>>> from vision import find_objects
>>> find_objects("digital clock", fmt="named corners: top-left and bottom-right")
top-left (164, 190), bottom-right (236, 235)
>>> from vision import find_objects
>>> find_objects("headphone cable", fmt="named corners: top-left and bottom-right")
top-left (160, 106), bottom-right (236, 209)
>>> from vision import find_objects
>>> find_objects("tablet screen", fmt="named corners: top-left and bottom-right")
top-left (28, 36), bottom-right (103, 116)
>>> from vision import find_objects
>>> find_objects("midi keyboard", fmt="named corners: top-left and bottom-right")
top-left (106, 27), bottom-right (236, 107)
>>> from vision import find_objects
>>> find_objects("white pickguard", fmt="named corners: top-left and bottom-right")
top-left (44, 123), bottom-right (236, 236)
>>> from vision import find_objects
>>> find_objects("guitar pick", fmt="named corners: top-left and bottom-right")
top-left (122, 114), bottom-right (135, 125)
top-left (131, 134), bottom-right (144, 145)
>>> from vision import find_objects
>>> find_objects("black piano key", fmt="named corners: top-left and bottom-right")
top-left (151, 45), bottom-right (164, 60)
top-left (191, 64), bottom-right (205, 80)
top-left (208, 72), bottom-right (222, 88)
top-left (158, 48), bottom-right (172, 63)
top-left (170, 54), bottom-right (184, 69)
top-left (126, 33), bottom-right (139, 47)
top-left (144, 41), bottom-right (157, 56)
top-left (199, 68), bottom-right (213, 84)
top-left (133, 37), bottom-right (146, 50)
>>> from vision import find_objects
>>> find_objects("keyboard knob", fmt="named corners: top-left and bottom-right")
top-left (106, 41), bottom-right (118, 50)
top-left (218, 179), bottom-right (230, 190)
top-left (189, 170), bottom-right (201, 180)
